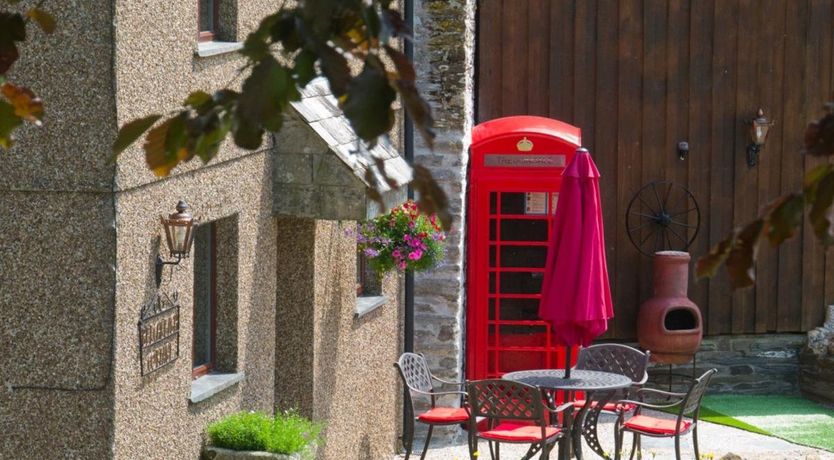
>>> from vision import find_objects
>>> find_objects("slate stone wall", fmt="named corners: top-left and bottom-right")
top-left (410, 0), bottom-right (476, 445)
top-left (646, 334), bottom-right (806, 395)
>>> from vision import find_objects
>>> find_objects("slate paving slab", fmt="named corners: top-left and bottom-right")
top-left (394, 410), bottom-right (834, 460)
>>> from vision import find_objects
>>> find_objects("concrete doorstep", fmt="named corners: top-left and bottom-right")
top-left (395, 411), bottom-right (834, 460)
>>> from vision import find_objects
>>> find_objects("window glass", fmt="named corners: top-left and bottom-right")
top-left (199, 0), bottom-right (215, 33)
top-left (193, 222), bottom-right (215, 373)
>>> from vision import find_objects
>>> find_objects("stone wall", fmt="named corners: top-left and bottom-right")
top-left (411, 0), bottom-right (476, 429)
top-left (646, 334), bottom-right (805, 395)
top-left (799, 305), bottom-right (834, 404)
top-left (275, 218), bottom-right (403, 460)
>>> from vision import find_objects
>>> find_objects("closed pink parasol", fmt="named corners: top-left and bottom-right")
top-left (538, 147), bottom-right (614, 376)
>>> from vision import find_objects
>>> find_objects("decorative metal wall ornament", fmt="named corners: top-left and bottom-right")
top-left (138, 291), bottom-right (181, 376)
top-left (626, 181), bottom-right (701, 257)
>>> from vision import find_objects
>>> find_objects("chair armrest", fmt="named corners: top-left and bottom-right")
top-left (431, 375), bottom-right (466, 387)
top-left (636, 387), bottom-right (686, 398)
top-left (633, 372), bottom-right (649, 386)
top-left (409, 388), bottom-right (469, 398)
top-left (618, 398), bottom-right (683, 410)
top-left (547, 401), bottom-right (576, 413)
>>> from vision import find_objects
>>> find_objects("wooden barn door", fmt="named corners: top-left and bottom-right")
top-left (476, 0), bottom-right (834, 338)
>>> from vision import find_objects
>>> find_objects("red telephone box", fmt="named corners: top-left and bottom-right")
top-left (466, 116), bottom-right (582, 380)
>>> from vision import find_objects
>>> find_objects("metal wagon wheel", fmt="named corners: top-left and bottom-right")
top-left (626, 181), bottom-right (701, 257)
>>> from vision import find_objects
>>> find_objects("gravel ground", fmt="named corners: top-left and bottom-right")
top-left (394, 410), bottom-right (834, 460)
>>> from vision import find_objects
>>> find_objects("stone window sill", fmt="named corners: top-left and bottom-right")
top-left (195, 41), bottom-right (244, 58)
top-left (189, 372), bottom-right (244, 403)
top-left (355, 295), bottom-right (387, 319)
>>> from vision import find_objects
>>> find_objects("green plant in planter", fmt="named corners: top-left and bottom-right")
top-left (206, 410), bottom-right (321, 456)
top-left (355, 200), bottom-right (447, 275)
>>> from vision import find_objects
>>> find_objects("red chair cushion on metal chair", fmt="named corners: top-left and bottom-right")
top-left (479, 422), bottom-right (561, 442)
top-left (417, 407), bottom-right (470, 423)
top-left (573, 399), bottom-right (637, 412)
top-left (623, 415), bottom-right (692, 435)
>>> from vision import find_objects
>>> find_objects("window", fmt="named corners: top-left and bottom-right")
top-left (192, 222), bottom-right (217, 378)
top-left (198, 0), bottom-right (218, 42)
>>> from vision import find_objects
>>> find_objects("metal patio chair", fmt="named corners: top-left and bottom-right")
top-left (573, 344), bottom-right (651, 458)
top-left (467, 379), bottom-right (572, 460)
top-left (395, 352), bottom-right (469, 460)
top-left (614, 368), bottom-right (718, 460)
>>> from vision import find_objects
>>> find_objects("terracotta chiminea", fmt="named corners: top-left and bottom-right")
top-left (637, 251), bottom-right (703, 364)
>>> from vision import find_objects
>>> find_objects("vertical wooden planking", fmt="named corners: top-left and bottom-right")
top-left (476, 0), bottom-right (503, 122)
top-left (640, 0), bottom-right (668, 305)
top-left (573, 0), bottom-right (597, 147)
top-left (777, 0), bottom-right (808, 332)
top-left (687, 0), bottom-right (714, 332)
top-left (527, 0), bottom-right (551, 116)
top-left (802, 0), bottom-right (830, 330)
top-left (595, 0), bottom-right (620, 337)
top-left (825, 2), bottom-right (834, 310)
top-left (549, 0), bottom-right (576, 122)
top-left (731, 0), bottom-right (759, 334)
top-left (756, 0), bottom-right (787, 333)
top-left (707, 0), bottom-right (739, 336)
top-left (615, 0), bottom-right (643, 338)
top-left (501, 0), bottom-right (529, 115)
top-left (665, 0), bottom-right (694, 320)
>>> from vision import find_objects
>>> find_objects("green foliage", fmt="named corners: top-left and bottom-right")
top-left (355, 200), bottom-right (446, 274)
top-left (206, 410), bottom-right (321, 456)
top-left (0, 3), bottom-right (53, 148)
top-left (109, 1), bottom-right (449, 228)
top-left (697, 101), bottom-right (834, 288)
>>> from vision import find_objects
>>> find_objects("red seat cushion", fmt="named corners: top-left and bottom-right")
top-left (573, 399), bottom-right (636, 412)
top-left (479, 423), bottom-right (561, 442)
top-left (623, 415), bottom-right (692, 435)
top-left (417, 407), bottom-right (469, 423)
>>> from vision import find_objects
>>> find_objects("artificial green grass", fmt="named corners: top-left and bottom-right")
top-left (206, 410), bottom-right (321, 455)
top-left (698, 395), bottom-right (834, 453)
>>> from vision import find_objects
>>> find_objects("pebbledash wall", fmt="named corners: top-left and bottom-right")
top-left (1, 1), bottom-right (405, 459)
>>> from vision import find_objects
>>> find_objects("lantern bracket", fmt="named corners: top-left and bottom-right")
top-left (155, 254), bottom-right (183, 288)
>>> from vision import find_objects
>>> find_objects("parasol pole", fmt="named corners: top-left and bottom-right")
top-left (565, 346), bottom-right (572, 379)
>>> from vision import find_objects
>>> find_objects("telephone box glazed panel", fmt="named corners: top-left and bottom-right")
top-left (467, 116), bottom-right (582, 381)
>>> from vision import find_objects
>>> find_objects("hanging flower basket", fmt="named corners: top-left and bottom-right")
top-left (355, 200), bottom-right (446, 275)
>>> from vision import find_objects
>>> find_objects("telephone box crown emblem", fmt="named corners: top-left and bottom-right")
top-left (516, 137), bottom-right (534, 152)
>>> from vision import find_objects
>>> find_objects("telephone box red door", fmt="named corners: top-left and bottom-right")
top-left (466, 116), bottom-right (582, 380)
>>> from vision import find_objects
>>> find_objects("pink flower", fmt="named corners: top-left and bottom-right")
top-left (392, 249), bottom-right (402, 258)
top-left (408, 250), bottom-right (423, 260)
top-left (398, 260), bottom-right (407, 270)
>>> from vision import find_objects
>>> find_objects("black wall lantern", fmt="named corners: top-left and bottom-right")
top-left (156, 200), bottom-right (197, 287)
top-left (747, 108), bottom-right (774, 168)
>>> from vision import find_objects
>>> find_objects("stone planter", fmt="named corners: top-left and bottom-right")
top-left (799, 305), bottom-right (834, 404)
top-left (202, 443), bottom-right (317, 460)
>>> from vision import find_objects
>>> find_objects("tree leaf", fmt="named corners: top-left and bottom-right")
top-left (293, 48), bottom-right (317, 87)
top-left (26, 8), bottom-right (55, 34)
top-left (184, 90), bottom-right (212, 111)
top-left (810, 171), bottom-right (834, 245)
top-left (143, 117), bottom-right (177, 176)
top-left (237, 56), bottom-right (294, 134)
top-left (343, 55), bottom-right (396, 142)
top-left (316, 43), bottom-right (351, 97)
top-left (0, 12), bottom-right (25, 73)
top-left (1, 82), bottom-right (43, 125)
top-left (695, 235), bottom-right (734, 280)
top-left (411, 165), bottom-right (451, 230)
top-left (232, 117), bottom-right (263, 150)
top-left (0, 98), bottom-right (22, 148)
top-left (112, 114), bottom-right (161, 156)
top-left (164, 112), bottom-right (188, 160)
top-left (766, 193), bottom-right (804, 246)
top-left (725, 219), bottom-right (764, 289)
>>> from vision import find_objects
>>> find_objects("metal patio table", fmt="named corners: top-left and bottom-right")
top-left (503, 369), bottom-right (632, 460)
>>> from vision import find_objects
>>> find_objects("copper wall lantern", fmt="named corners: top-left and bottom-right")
top-left (747, 108), bottom-right (774, 167)
top-left (155, 200), bottom-right (197, 287)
